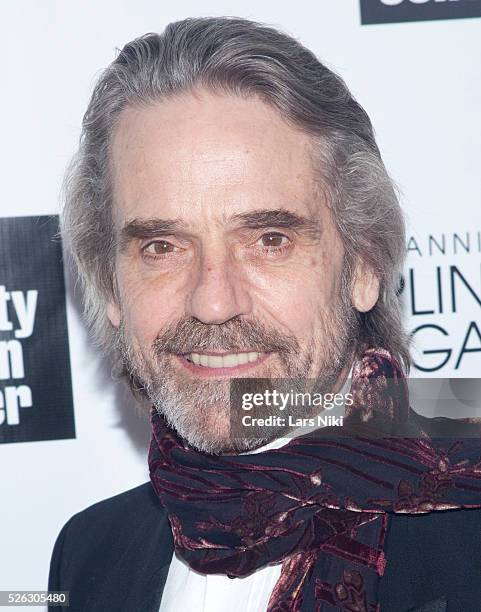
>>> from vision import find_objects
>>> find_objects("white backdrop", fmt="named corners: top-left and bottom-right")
top-left (1, 1), bottom-right (480, 608)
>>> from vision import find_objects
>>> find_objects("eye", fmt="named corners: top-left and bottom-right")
top-left (257, 232), bottom-right (290, 248)
top-left (143, 240), bottom-right (176, 256)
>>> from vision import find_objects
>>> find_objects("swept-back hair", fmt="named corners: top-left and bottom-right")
top-left (62, 16), bottom-right (410, 371)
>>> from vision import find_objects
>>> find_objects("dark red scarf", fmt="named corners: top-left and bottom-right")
top-left (148, 348), bottom-right (481, 611)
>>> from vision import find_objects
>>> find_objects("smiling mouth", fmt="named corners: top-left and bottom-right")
top-left (183, 351), bottom-right (265, 369)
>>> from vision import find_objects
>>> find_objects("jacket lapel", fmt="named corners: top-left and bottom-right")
top-left (90, 502), bottom-right (174, 611)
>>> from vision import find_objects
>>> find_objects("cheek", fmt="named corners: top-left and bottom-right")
top-left (244, 250), bottom-right (343, 337)
top-left (116, 272), bottom-right (183, 344)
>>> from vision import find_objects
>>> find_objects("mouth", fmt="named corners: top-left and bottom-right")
top-left (174, 350), bottom-right (271, 377)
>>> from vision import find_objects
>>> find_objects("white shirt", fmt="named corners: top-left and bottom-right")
top-left (159, 369), bottom-right (352, 612)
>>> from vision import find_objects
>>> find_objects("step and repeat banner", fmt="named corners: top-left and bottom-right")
top-left (1, 0), bottom-right (480, 606)
top-left (0, 216), bottom-right (75, 444)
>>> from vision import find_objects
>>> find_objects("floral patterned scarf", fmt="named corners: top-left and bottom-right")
top-left (148, 347), bottom-right (481, 611)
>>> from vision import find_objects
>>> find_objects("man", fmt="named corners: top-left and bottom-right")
top-left (49, 17), bottom-right (481, 612)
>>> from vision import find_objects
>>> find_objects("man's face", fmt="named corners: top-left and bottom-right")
top-left (108, 89), bottom-right (359, 454)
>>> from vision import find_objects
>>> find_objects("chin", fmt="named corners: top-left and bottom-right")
top-left (158, 397), bottom-right (290, 454)
top-left (178, 426), bottom-right (269, 456)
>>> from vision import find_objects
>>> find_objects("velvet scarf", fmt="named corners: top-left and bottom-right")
top-left (148, 348), bottom-right (481, 611)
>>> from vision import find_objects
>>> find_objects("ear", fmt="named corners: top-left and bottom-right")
top-left (106, 301), bottom-right (121, 328)
top-left (351, 261), bottom-right (380, 313)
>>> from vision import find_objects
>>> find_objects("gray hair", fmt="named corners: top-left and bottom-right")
top-left (62, 16), bottom-right (410, 372)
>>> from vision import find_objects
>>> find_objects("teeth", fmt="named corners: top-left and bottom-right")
top-left (186, 351), bottom-right (263, 368)
top-left (222, 354), bottom-right (239, 368)
top-left (209, 355), bottom-right (223, 368)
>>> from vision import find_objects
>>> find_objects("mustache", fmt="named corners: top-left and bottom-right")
top-left (152, 316), bottom-right (301, 355)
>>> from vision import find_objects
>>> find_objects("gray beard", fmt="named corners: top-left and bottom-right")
top-left (115, 285), bottom-right (358, 455)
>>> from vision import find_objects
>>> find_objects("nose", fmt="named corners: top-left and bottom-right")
top-left (186, 250), bottom-right (252, 325)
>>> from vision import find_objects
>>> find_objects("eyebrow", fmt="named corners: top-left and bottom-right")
top-left (118, 208), bottom-right (321, 250)
top-left (230, 209), bottom-right (321, 237)
top-left (118, 218), bottom-right (187, 251)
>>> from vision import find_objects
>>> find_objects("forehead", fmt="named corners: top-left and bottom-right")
top-left (110, 89), bottom-right (323, 226)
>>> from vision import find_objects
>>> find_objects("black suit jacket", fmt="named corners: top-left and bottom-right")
top-left (48, 481), bottom-right (481, 612)
top-left (48, 483), bottom-right (173, 612)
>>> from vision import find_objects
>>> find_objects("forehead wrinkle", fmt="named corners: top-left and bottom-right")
top-left (112, 95), bottom-right (313, 191)
top-left (110, 93), bottom-right (326, 240)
